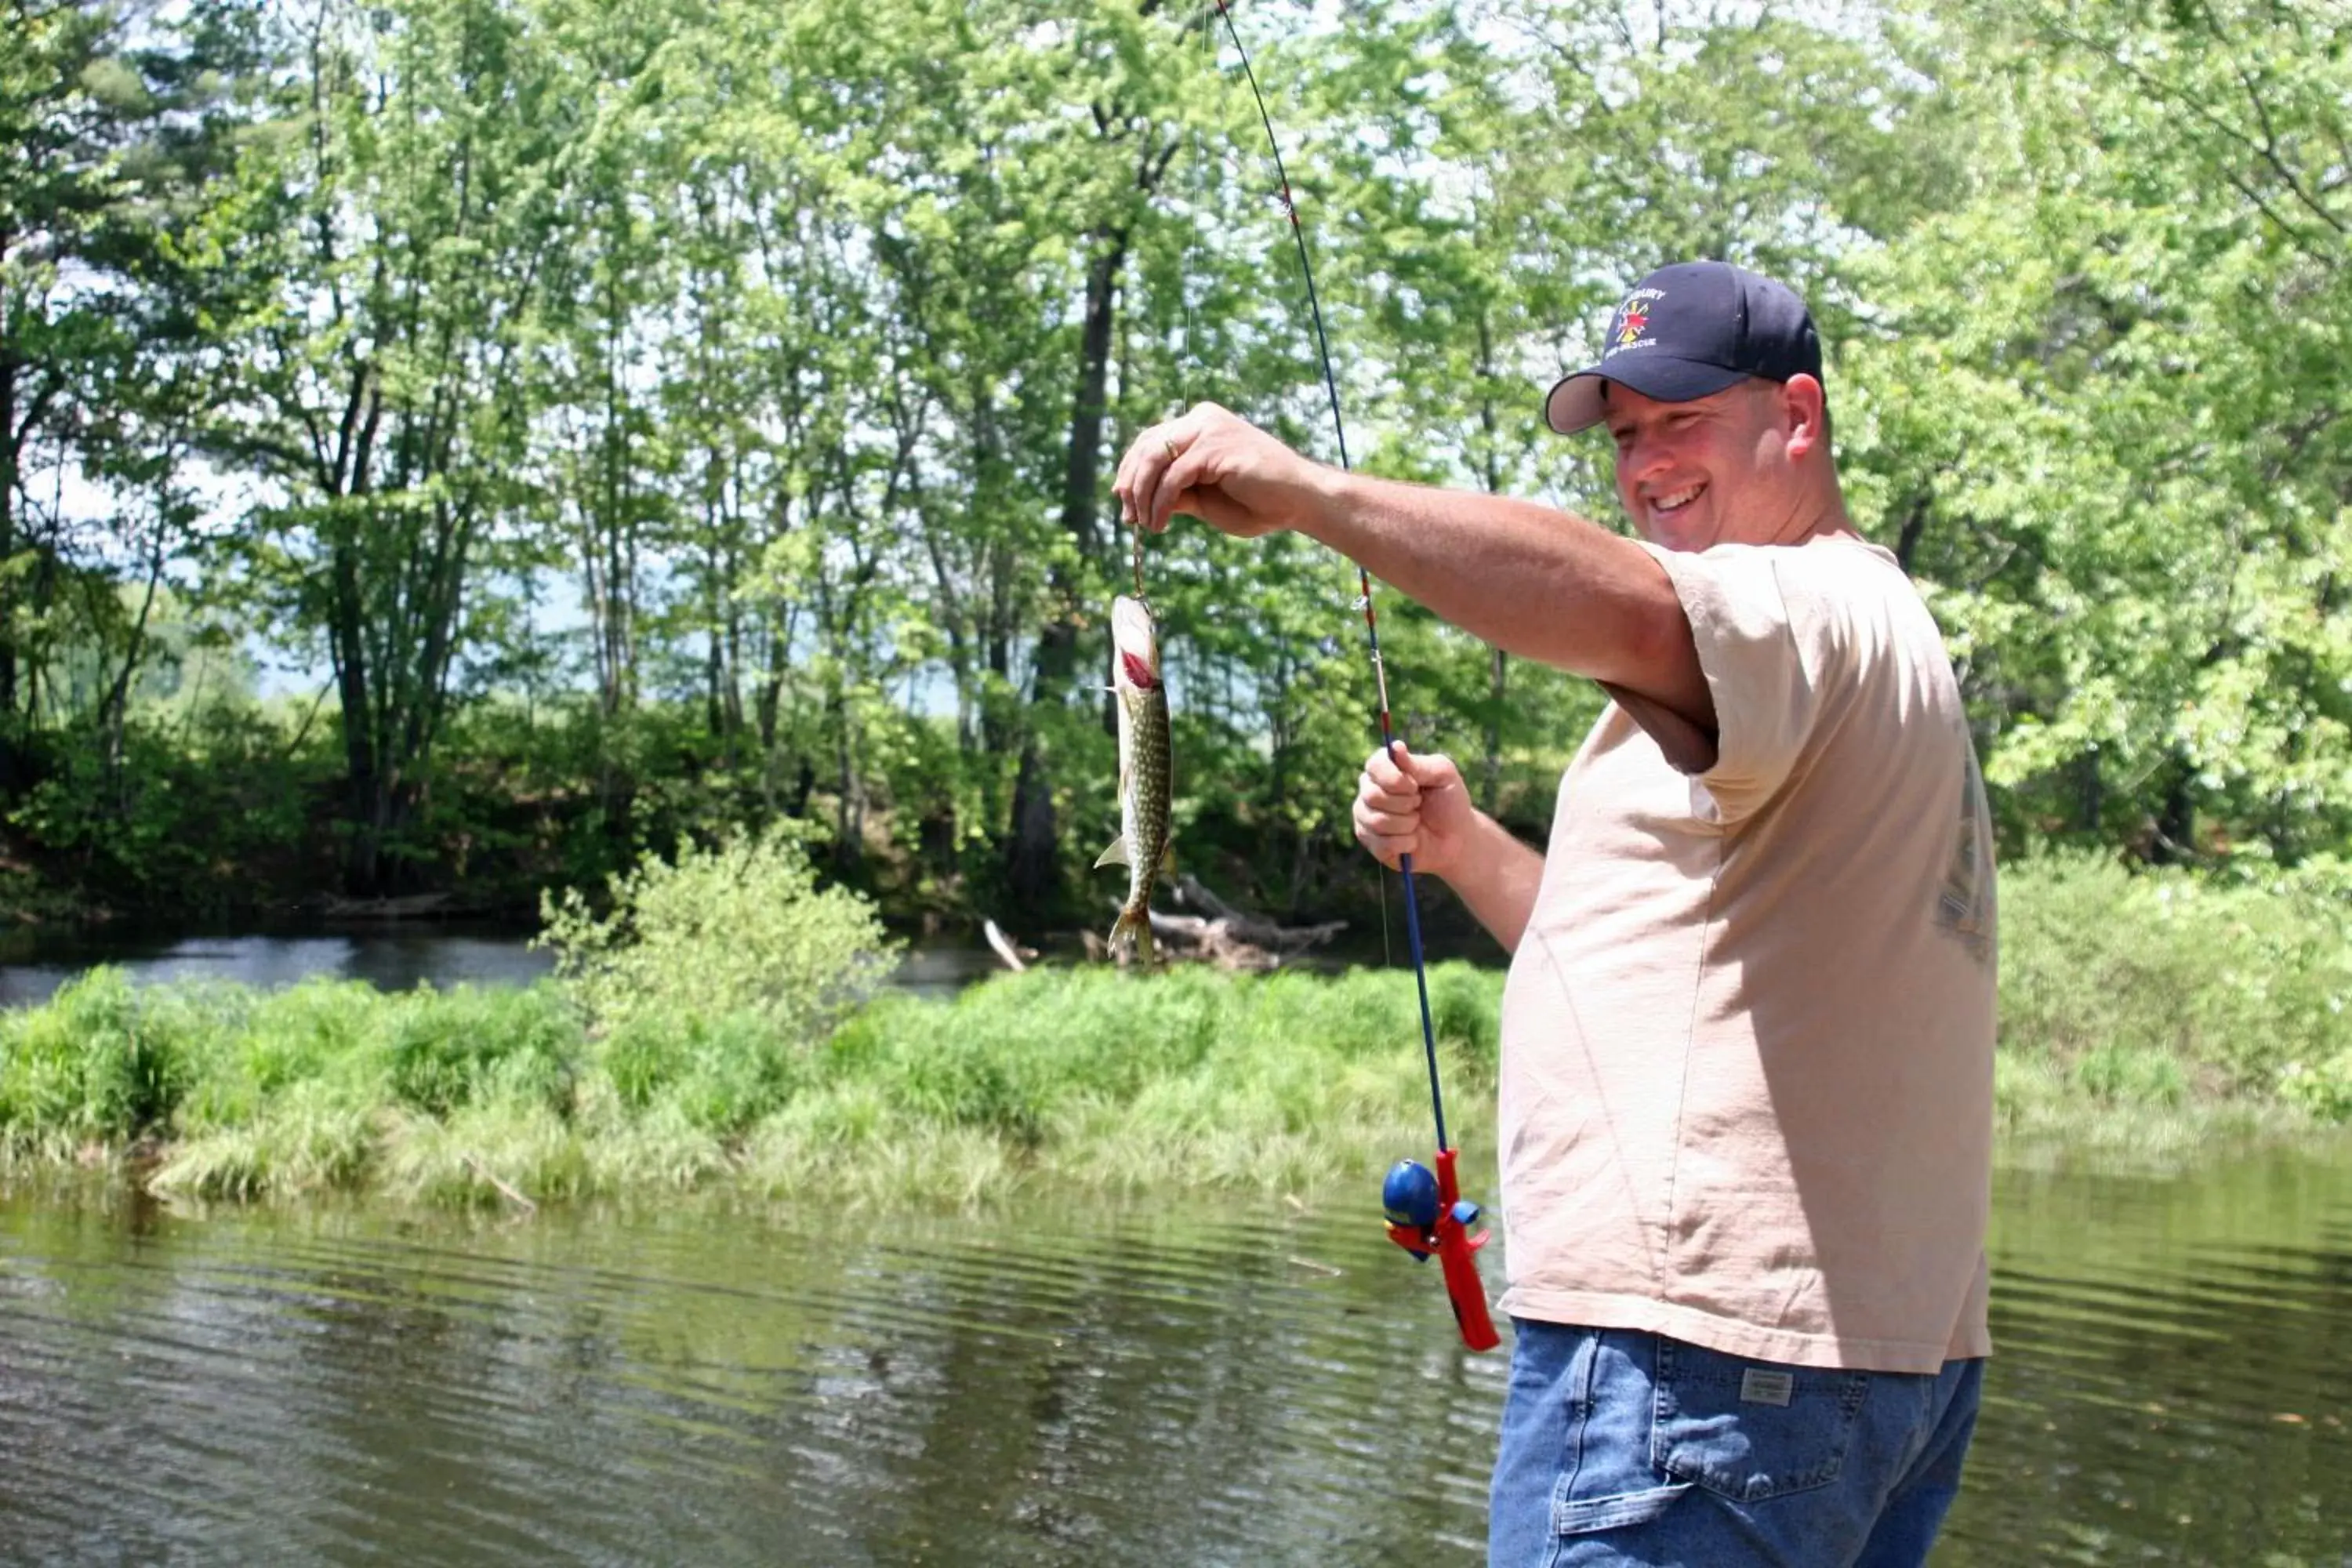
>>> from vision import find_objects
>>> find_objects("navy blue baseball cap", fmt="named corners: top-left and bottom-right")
top-left (1544, 261), bottom-right (1823, 435)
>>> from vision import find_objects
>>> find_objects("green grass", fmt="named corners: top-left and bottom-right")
top-left (1993, 852), bottom-right (2352, 1167)
top-left (0, 962), bottom-right (1499, 1210)
top-left (2, 852), bottom-right (2347, 1210)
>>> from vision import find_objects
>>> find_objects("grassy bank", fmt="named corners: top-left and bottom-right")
top-left (0, 963), bottom-right (1500, 1210)
top-left (2, 854), bottom-right (2348, 1210)
top-left (1994, 855), bottom-right (2352, 1166)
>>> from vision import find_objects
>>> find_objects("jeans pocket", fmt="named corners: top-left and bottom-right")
top-left (1650, 1340), bottom-right (1871, 1504)
top-left (1526, 1330), bottom-right (1700, 1544)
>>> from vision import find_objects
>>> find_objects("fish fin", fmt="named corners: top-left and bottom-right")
top-left (1160, 842), bottom-right (1176, 875)
top-left (1108, 906), bottom-right (1155, 966)
top-left (1094, 838), bottom-right (1131, 870)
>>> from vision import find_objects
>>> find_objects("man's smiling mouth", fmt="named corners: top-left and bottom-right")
top-left (1650, 482), bottom-right (1706, 515)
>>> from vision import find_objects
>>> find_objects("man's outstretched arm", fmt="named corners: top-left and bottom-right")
top-left (1115, 403), bottom-right (1714, 743)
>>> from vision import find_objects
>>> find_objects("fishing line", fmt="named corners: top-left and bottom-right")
top-left (1136, 5), bottom-right (1225, 626)
top-left (1205, 0), bottom-right (1450, 1159)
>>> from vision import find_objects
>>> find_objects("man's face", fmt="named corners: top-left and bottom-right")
top-left (1602, 378), bottom-right (1806, 552)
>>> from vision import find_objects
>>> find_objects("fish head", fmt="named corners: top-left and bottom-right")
top-left (1110, 595), bottom-right (1160, 692)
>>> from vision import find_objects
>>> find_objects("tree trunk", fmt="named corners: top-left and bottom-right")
top-left (0, 323), bottom-right (20, 786)
top-left (2075, 745), bottom-right (2103, 837)
top-left (328, 525), bottom-right (383, 894)
top-left (833, 688), bottom-right (862, 877)
top-left (706, 629), bottom-right (724, 739)
top-left (1004, 740), bottom-right (1058, 907)
top-left (0, 281), bottom-right (18, 730)
top-left (2151, 764), bottom-right (2196, 866)
top-left (1004, 227), bottom-right (1126, 913)
top-left (1894, 492), bottom-right (1931, 576)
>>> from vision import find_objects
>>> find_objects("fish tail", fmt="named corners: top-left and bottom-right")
top-left (1108, 905), bottom-right (1156, 967)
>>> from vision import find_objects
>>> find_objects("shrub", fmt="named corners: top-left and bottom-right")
top-left (2071, 1044), bottom-right (2186, 1108)
top-left (1998, 851), bottom-right (2352, 1102)
top-left (0, 968), bottom-right (198, 1145)
top-left (380, 985), bottom-right (578, 1118)
top-left (594, 1010), bottom-right (806, 1134)
top-left (2279, 1051), bottom-right (2352, 1123)
top-left (6, 706), bottom-right (328, 916)
top-left (538, 825), bottom-right (898, 1044)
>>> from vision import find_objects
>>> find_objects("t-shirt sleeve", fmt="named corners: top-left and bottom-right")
top-left (1632, 539), bottom-right (1843, 826)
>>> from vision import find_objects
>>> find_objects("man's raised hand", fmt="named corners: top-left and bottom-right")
top-left (1113, 402), bottom-right (1327, 540)
top-left (1353, 742), bottom-right (1473, 880)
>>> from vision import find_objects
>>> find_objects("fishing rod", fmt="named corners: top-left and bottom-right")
top-left (1204, 0), bottom-right (1497, 1354)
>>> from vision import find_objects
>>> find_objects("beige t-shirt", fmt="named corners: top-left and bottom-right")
top-left (1494, 534), bottom-right (1995, 1374)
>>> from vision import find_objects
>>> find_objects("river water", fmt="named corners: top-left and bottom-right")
top-left (0, 928), bottom-right (1001, 1007)
top-left (2, 1148), bottom-right (2347, 1564)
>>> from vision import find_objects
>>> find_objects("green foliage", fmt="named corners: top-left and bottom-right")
top-left (2279, 1052), bottom-right (2352, 1124)
top-left (0, 969), bottom-right (201, 1147)
top-left (537, 824), bottom-right (898, 1040)
top-left (2001, 853), bottom-right (2352, 1098)
top-left (1428, 960), bottom-right (1501, 1083)
top-left (2, 0), bottom-right (2350, 953)
top-left (2, 956), bottom-right (1505, 1205)
top-left (8, 845), bottom-right (2352, 1205)
top-left (383, 985), bottom-right (576, 1119)
top-left (8, 703), bottom-right (331, 909)
top-left (2071, 1045), bottom-right (2187, 1110)
top-left (741, 961), bottom-right (1505, 1204)
top-left (158, 1083), bottom-right (379, 1201)
top-left (593, 1011), bottom-right (805, 1136)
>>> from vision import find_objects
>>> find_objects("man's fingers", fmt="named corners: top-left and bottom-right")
top-left (1113, 446), bottom-right (1138, 524)
top-left (1355, 823), bottom-right (1414, 869)
top-left (1116, 416), bottom-right (1189, 529)
top-left (1148, 445), bottom-right (1214, 535)
top-left (1357, 770), bottom-right (1418, 815)
top-left (1402, 747), bottom-right (1459, 790)
top-left (1354, 789), bottom-right (1419, 860)
top-left (1144, 452), bottom-right (1183, 535)
top-left (1364, 748), bottom-right (1417, 795)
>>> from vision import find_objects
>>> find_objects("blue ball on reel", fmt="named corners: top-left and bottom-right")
top-left (1382, 1159), bottom-right (1441, 1230)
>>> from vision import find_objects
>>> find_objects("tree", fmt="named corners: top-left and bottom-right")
top-left (196, 0), bottom-right (583, 893)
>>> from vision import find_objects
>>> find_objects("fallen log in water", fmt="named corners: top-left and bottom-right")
top-left (1129, 879), bottom-right (1346, 971)
top-left (1169, 875), bottom-right (1345, 951)
top-left (983, 918), bottom-right (1033, 973)
top-left (318, 891), bottom-right (462, 920)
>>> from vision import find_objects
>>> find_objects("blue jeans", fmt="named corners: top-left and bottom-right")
top-left (1488, 1321), bottom-right (1983, 1567)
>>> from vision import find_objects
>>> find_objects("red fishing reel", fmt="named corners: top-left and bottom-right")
top-left (1381, 1147), bottom-right (1500, 1352)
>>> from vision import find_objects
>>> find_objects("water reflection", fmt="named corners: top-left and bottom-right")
top-left (1, 1149), bottom-right (2348, 1563)
top-left (1940, 1154), bottom-right (2352, 1566)
top-left (0, 1197), bottom-right (1501, 1564)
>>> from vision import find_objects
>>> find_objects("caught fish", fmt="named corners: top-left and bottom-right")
top-left (1097, 594), bottom-right (1172, 964)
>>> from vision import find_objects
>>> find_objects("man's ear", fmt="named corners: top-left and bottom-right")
top-left (1781, 375), bottom-right (1829, 459)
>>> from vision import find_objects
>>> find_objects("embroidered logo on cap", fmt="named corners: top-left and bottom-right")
top-left (1604, 286), bottom-right (1667, 359)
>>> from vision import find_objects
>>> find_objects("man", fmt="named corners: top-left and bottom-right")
top-left (1113, 260), bottom-right (1995, 1567)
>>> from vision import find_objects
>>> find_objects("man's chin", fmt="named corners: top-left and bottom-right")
top-left (1642, 513), bottom-right (1714, 552)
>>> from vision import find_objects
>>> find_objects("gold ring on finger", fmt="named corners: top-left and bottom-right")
top-left (1163, 438), bottom-right (1181, 460)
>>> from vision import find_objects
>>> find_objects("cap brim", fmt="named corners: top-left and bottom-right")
top-left (1543, 357), bottom-right (1750, 435)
